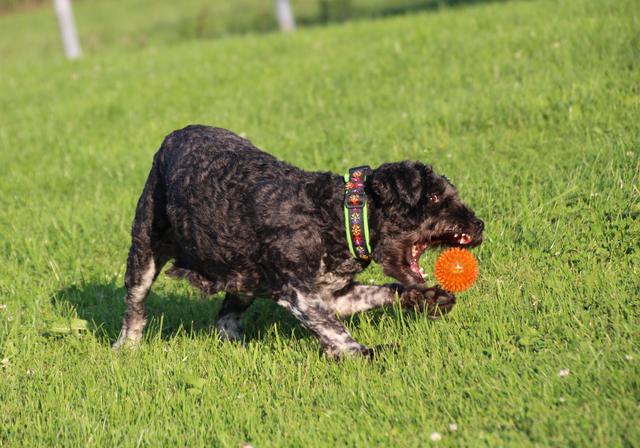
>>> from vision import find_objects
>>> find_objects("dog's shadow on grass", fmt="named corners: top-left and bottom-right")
top-left (51, 280), bottom-right (316, 345)
top-left (52, 280), bottom-right (421, 346)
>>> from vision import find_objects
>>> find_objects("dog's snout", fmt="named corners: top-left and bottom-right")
top-left (473, 218), bottom-right (484, 231)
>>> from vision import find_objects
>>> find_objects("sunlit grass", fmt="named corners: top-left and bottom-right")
top-left (0, 0), bottom-right (638, 445)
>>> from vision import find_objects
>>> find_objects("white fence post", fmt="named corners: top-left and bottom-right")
top-left (275, 0), bottom-right (296, 32)
top-left (54, 0), bottom-right (82, 59)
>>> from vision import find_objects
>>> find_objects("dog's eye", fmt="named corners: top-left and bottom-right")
top-left (428, 194), bottom-right (440, 204)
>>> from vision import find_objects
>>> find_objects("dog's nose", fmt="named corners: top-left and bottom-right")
top-left (473, 218), bottom-right (484, 231)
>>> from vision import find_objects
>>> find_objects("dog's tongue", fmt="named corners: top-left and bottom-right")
top-left (456, 233), bottom-right (472, 245)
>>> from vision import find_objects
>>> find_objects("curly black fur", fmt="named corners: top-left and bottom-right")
top-left (113, 125), bottom-right (483, 358)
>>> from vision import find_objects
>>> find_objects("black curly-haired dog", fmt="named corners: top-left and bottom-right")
top-left (113, 125), bottom-right (483, 358)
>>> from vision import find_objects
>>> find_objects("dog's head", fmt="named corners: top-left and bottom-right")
top-left (367, 161), bottom-right (484, 286)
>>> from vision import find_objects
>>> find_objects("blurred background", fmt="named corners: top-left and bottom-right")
top-left (1, 0), bottom-right (502, 61)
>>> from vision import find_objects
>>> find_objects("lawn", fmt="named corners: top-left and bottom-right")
top-left (0, 0), bottom-right (639, 446)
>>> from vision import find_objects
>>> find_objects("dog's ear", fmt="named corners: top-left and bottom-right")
top-left (368, 161), bottom-right (426, 208)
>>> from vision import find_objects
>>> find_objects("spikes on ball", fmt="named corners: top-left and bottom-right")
top-left (434, 248), bottom-right (478, 293)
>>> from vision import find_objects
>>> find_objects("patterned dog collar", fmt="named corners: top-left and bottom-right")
top-left (344, 166), bottom-right (372, 262)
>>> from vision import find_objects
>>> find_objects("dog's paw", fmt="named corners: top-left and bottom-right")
top-left (400, 285), bottom-right (456, 319)
top-left (215, 315), bottom-right (245, 342)
top-left (112, 335), bottom-right (142, 351)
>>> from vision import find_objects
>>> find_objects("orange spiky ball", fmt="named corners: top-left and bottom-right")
top-left (434, 248), bottom-right (479, 293)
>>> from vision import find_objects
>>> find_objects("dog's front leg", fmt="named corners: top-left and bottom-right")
top-left (276, 287), bottom-right (373, 359)
top-left (328, 283), bottom-right (403, 316)
top-left (330, 283), bottom-right (456, 319)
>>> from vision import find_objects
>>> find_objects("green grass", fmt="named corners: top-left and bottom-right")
top-left (1, 0), bottom-right (639, 446)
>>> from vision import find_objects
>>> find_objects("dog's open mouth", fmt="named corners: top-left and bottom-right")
top-left (406, 233), bottom-right (475, 283)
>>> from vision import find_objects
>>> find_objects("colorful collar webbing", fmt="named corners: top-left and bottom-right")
top-left (343, 166), bottom-right (372, 262)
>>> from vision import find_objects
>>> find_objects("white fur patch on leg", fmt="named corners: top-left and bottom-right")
top-left (330, 284), bottom-right (399, 317)
top-left (130, 259), bottom-right (157, 301)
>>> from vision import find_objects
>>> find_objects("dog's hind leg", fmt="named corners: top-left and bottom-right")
top-left (113, 157), bottom-right (172, 349)
top-left (112, 254), bottom-right (161, 349)
top-left (216, 293), bottom-right (254, 341)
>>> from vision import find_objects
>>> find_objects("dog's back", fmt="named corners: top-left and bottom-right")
top-left (144, 125), bottom-right (333, 293)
